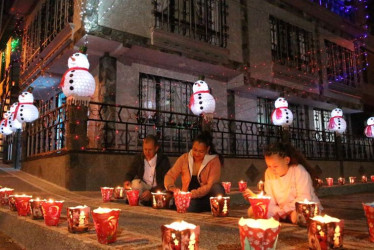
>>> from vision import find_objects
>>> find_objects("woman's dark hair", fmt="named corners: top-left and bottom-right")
top-left (263, 142), bottom-right (317, 188)
top-left (193, 132), bottom-right (224, 165)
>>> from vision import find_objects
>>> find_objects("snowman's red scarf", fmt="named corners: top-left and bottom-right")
top-left (365, 126), bottom-right (372, 136)
top-left (270, 107), bottom-right (288, 123)
top-left (189, 91), bottom-right (210, 109)
top-left (59, 67), bottom-right (89, 88)
top-left (13, 103), bottom-right (33, 120)
top-left (328, 116), bottom-right (343, 130)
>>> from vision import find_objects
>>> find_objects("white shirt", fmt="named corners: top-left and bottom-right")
top-left (264, 164), bottom-right (321, 218)
top-left (143, 154), bottom-right (157, 187)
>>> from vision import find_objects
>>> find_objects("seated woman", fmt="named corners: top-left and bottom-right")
top-left (243, 142), bottom-right (322, 223)
top-left (164, 132), bottom-right (225, 212)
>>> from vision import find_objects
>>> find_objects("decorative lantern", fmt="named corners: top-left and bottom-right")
top-left (362, 202), bottom-right (374, 242)
top-left (41, 199), bottom-right (64, 226)
top-left (8, 102), bottom-right (23, 132)
top-left (364, 117), bottom-right (374, 138)
top-left (271, 97), bottom-right (293, 127)
top-left (67, 205), bottom-right (91, 233)
top-left (100, 187), bottom-right (114, 202)
top-left (60, 47), bottom-right (96, 106)
top-left (221, 182), bottom-right (231, 194)
top-left (189, 80), bottom-right (216, 116)
top-left (338, 177), bottom-right (345, 185)
top-left (174, 191), bottom-right (192, 213)
top-left (325, 178), bottom-right (334, 187)
top-left (92, 207), bottom-right (121, 244)
top-left (113, 186), bottom-right (125, 199)
top-left (371, 175), bottom-right (374, 182)
top-left (210, 195), bottom-right (230, 217)
top-left (349, 176), bottom-right (356, 184)
top-left (257, 180), bottom-right (264, 191)
top-left (238, 180), bottom-right (247, 192)
top-left (327, 108), bottom-right (346, 134)
top-left (8, 195), bottom-right (17, 211)
top-left (247, 192), bottom-right (271, 219)
top-left (14, 91), bottom-right (39, 123)
top-left (14, 194), bottom-right (32, 216)
top-left (151, 191), bottom-right (170, 209)
top-left (126, 189), bottom-right (140, 206)
top-left (0, 111), bottom-right (13, 135)
top-left (295, 199), bottom-right (319, 227)
top-left (30, 198), bottom-right (46, 220)
top-left (161, 221), bottom-right (200, 250)
top-left (0, 187), bottom-right (14, 205)
top-left (315, 178), bottom-right (323, 189)
top-left (362, 175), bottom-right (368, 183)
top-left (238, 217), bottom-right (280, 250)
top-left (308, 215), bottom-right (344, 249)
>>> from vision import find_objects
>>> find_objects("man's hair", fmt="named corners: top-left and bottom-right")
top-left (143, 134), bottom-right (159, 147)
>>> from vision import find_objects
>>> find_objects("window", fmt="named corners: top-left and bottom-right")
top-left (153, 0), bottom-right (228, 47)
top-left (139, 73), bottom-right (193, 117)
top-left (270, 16), bottom-right (315, 73)
top-left (313, 108), bottom-right (330, 132)
top-left (309, 0), bottom-right (355, 20)
top-left (325, 40), bottom-right (358, 87)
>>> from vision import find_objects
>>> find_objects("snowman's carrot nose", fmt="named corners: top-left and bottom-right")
top-left (71, 57), bottom-right (76, 61)
top-left (198, 84), bottom-right (201, 87)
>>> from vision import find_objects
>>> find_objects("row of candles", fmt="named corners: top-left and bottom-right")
top-left (322, 175), bottom-right (374, 186)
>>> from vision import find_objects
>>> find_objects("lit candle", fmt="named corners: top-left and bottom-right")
top-left (126, 189), bottom-right (140, 206)
top-left (247, 192), bottom-right (271, 219)
top-left (30, 198), bottom-right (46, 220)
top-left (92, 207), bottom-right (121, 244)
top-left (161, 221), bottom-right (200, 250)
top-left (315, 178), bottom-right (323, 188)
top-left (308, 215), bottom-right (344, 249)
top-left (100, 187), bottom-right (114, 202)
top-left (67, 205), bottom-right (90, 233)
top-left (325, 177), bottom-right (334, 187)
top-left (41, 199), bottom-right (64, 226)
top-left (114, 186), bottom-right (125, 199)
top-left (238, 180), bottom-right (247, 192)
top-left (295, 199), bottom-right (319, 227)
top-left (349, 176), bottom-right (356, 184)
top-left (338, 177), bottom-right (345, 185)
top-left (257, 180), bottom-right (264, 191)
top-left (362, 202), bottom-right (374, 243)
top-left (151, 191), bottom-right (169, 209)
top-left (174, 191), bottom-right (192, 213)
top-left (361, 175), bottom-right (368, 183)
top-left (210, 195), bottom-right (230, 217)
top-left (238, 217), bottom-right (280, 250)
top-left (371, 175), bottom-right (374, 182)
top-left (0, 188), bottom-right (14, 205)
top-left (221, 182), bottom-right (231, 194)
top-left (13, 194), bottom-right (33, 216)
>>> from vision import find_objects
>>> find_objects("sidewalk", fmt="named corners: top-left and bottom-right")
top-left (0, 165), bottom-right (373, 249)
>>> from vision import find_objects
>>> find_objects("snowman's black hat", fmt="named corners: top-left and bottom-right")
top-left (79, 46), bottom-right (88, 54)
top-left (26, 86), bottom-right (34, 93)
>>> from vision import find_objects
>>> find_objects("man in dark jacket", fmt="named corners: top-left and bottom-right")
top-left (124, 135), bottom-right (171, 205)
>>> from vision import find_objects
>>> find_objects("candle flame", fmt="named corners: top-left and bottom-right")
top-left (164, 221), bottom-right (196, 230)
top-left (93, 207), bottom-right (120, 214)
top-left (239, 217), bottom-right (279, 229)
top-left (312, 214), bottom-right (340, 223)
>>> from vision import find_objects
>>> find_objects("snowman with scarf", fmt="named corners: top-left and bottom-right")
top-left (271, 97), bottom-right (293, 127)
top-left (0, 111), bottom-right (13, 135)
top-left (8, 102), bottom-right (23, 132)
top-left (189, 80), bottom-right (216, 116)
top-left (328, 108), bottom-right (346, 134)
top-left (60, 46), bottom-right (95, 105)
top-left (364, 117), bottom-right (374, 138)
top-left (14, 91), bottom-right (39, 123)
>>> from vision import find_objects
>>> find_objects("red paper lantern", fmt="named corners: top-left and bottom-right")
top-left (67, 205), bottom-right (90, 233)
top-left (174, 191), bottom-right (192, 213)
top-left (308, 215), bottom-right (344, 249)
top-left (238, 181), bottom-right (247, 192)
top-left (363, 202), bottom-right (374, 242)
top-left (113, 186), bottom-right (125, 199)
top-left (221, 182), bottom-right (231, 193)
top-left (92, 207), bottom-right (121, 244)
top-left (151, 191), bottom-right (170, 209)
top-left (325, 178), bottom-right (334, 187)
top-left (248, 193), bottom-right (271, 219)
top-left (210, 196), bottom-right (230, 217)
top-left (0, 188), bottom-right (14, 205)
top-left (14, 194), bottom-right (32, 216)
top-left (100, 187), bottom-right (114, 202)
top-left (126, 189), bottom-right (139, 206)
top-left (41, 199), bottom-right (64, 226)
top-left (30, 198), bottom-right (46, 220)
top-left (295, 199), bottom-right (320, 227)
top-left (161, 221), bottom-right (200, 250)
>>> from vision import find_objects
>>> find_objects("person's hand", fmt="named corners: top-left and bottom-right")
top-left (140, 190), bottom-right (152, 201)
top-left (169, 187), bottom-right (180, 194)
top-left (124, 181), bottom-right (131, 190)
top-left (242, 188), bottom-right (256, 200)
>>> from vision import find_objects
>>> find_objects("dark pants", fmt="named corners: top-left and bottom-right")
top-left (187, 183), bottom-right (226, 212)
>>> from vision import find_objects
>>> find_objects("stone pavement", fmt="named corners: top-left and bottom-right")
top-left (0, 165), bottom-right (373, 249)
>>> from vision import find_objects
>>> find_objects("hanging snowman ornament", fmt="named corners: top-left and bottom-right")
top-left (0, 111), bottom-right (13, 135)
top-left (14, 91), bottom-right (39, 123)
top-left (8, 102), bottom-right (23, 132)
top-left (364, 117), bottom-right (374, 138)
top-left (271, 97), bottom-right (293, 127)
top-left (60, 46), bottom-right (95, 105)
top-left (189, 80), bottom-right (216, 116)
top-left (328, 108), bottom-right (346, 134)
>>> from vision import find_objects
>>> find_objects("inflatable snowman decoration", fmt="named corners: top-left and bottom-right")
top-left (328, 108), bottom-right (346, 134)
top-left (189, 80), bottom-right (216, 116)
top-left (60, 47), bottom-right (95, 105)
top-left (364, 117), bottom-right (374, 138)
top-left (0, 111), bottom-right (13, 135)
top-left (8, 102), bottom-right (23, 132)
top-left (14, 91), bottom-right (39, 123)
top-left (271, 97), bottom-right (293, 127)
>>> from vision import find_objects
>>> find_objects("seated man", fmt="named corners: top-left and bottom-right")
top-left (124, 135), bottom-right (171, 205)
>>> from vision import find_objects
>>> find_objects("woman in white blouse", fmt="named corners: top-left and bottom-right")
top-left (244, 142), bottom-right (321, 224)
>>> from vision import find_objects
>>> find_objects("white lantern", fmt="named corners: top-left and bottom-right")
top-left (0, 111), bottom-right (13, 135)
top-left (189, 80), bottom-right (216, 116)
top-left (8, 102), bottom-right (23, 131)
top-left (271, 97), bottom-right (293, 127)
top-left (328, 108), bottom-right (346, 134)
top-left (60, 49), bottom-right (96, 106)
top-left (15, 92), bottom-right (39, 123)
top-left (364, 117), bottom-right (374, 138)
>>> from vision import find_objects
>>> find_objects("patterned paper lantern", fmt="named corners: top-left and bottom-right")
top-left (271, 97), bottom-right (293, 127)
top-left (8, 102), bottom-right (23, 132)
top-left (364, 117), bottom-right (374, 138)
top-left (14, 92), bottom-right (39, 123)
top-left (0, 111), bottom-right (13, 135)
top-left (328, 108), bottom-right (346, 134)
top-left (189, 80), bottom-right (216, 116)
top-left (60, 47), bottom-right (96, 106)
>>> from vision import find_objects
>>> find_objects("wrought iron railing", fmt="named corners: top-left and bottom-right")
top-left (153, 0), bottom-right (228, 47)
